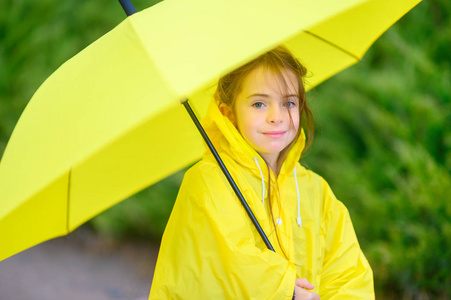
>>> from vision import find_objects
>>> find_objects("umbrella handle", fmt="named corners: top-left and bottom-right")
top-left (118, 0), bottom-right (137, 16)
top-left (182, 100), bottom-right (275, 253)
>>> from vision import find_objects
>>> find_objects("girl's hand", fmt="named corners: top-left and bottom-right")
top-left (294, 278), bottom-right (320, 300)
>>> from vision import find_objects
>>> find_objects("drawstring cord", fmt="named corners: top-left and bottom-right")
top-left (254, 158), bottom-right (302, 227)
top-left (294, 167), bottom-right (302, 227)
top-left (254, 157), bottom-right (266, 205)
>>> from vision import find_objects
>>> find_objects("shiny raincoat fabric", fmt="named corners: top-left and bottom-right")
top-left (149, 101), bottom-right (374, 299)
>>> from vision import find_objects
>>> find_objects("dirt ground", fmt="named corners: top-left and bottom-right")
top-left (0, 227), bottom-right (159, 300)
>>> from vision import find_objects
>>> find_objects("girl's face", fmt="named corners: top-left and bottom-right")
top-left (220, 66), bottom-right (300, 166)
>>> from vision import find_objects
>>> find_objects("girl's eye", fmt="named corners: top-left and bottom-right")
top-left (252, 102), bottom-right (264, 108)
top-left (283, 101), bottom-right (296, 108)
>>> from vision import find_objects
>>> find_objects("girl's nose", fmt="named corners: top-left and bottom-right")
top-left (267, 105), bottom-right (283, 124)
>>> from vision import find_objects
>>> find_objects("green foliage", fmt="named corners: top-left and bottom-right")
top-left (1, 0), bottom-right (450, 298)
top-left (303, 0), bottom-right (451, 297)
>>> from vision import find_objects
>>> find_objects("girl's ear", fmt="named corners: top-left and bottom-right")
top-left (219, 103), bottom-right (236, 126)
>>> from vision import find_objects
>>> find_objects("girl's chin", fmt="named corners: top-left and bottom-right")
top-left (257, 147), bottom-right (287, 157)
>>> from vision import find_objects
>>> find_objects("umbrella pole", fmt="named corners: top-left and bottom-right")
top-left (182, 100), bottom-right (275, 252)
top-left (116, 0), bottom-right (275, 253)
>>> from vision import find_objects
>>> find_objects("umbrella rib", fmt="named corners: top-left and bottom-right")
top-left (66, 168), bottom-right (72, 233)
top-left (304, 30), bottom-right (362, 62)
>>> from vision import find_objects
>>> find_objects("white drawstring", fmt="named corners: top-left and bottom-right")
top-left (254, 157), bottom-right (265, 205)
top-left (254, 158), bottom-right (301, 227)
top-left (294, 167), bottom-right (302, 227)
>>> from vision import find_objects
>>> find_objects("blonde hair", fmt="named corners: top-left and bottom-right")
top-left (214, 46), bottom-right (314, 173)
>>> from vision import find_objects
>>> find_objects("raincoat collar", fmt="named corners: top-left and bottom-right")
top-left (201, 100), bottom-right (306, 185)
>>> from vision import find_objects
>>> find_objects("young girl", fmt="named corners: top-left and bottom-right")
top-left (149, 47), bottom-right (374, 299)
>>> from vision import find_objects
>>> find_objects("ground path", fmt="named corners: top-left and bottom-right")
top-left (0, 227), bottom-right (158, 300)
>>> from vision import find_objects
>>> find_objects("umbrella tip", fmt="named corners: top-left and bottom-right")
top-left (118, 0), bottom-right (137, 16)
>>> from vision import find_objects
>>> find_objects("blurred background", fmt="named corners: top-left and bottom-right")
top-left (0, 0), bottom-right (450, 299)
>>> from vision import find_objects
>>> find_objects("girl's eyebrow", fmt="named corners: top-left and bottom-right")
top-left (247, 93), bottom-right (269, 99)
top-left (247, 93), bottom-right (299, 99)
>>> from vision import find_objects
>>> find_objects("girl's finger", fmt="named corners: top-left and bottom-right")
top-left (295, 278), bottom-right (315, 290)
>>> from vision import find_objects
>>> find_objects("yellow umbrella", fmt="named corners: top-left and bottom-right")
top-left (0, 0), bottom-right (421, 261)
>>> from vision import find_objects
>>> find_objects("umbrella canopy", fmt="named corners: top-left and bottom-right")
top-left (0, 0), bottom-right (421, 261)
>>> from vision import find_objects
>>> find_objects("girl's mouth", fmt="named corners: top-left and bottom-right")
top-left (263, 131), bottom-right (286, 139)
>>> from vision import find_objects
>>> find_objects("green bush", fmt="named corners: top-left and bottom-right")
top-left (303, 0), bottom-right (451, 297)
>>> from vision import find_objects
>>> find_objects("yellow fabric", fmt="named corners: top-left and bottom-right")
top-left (0, 0), bottom-right (421, 261)
top-left (149, 101), bottom-right (374, 299)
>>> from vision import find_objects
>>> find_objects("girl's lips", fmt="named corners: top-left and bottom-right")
top-left (262, 131), bottom-right (286, 138)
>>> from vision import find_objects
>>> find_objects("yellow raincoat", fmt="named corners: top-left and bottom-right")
top-left (149, 101), bottom-right (374, 299)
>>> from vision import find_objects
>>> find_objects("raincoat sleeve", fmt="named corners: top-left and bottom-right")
top-left (149, 163), bottom-right (296, 300)
top-left (319, 180), bottom-right (374, 299)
